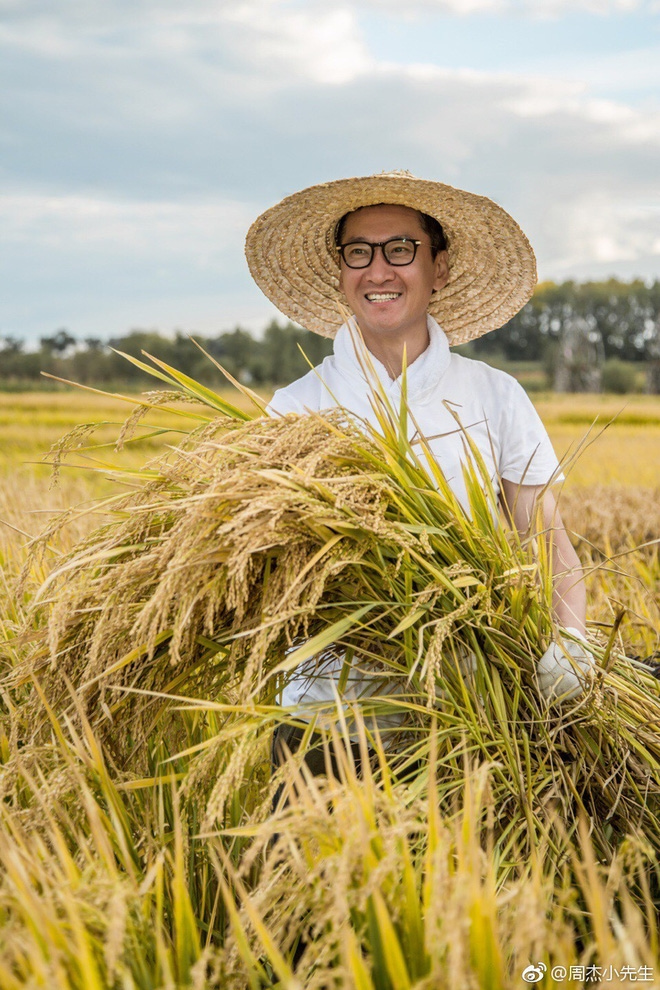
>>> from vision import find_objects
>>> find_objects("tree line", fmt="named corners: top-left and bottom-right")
top-left (1, 279), bottom-right (659, 391)
top-left (0, 323), bottom-right (335, 390)
top-left (472, 278), bottom-right (660, 365)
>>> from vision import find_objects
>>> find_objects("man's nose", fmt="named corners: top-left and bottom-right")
top-left (367, 246), bottom-right (395, 280)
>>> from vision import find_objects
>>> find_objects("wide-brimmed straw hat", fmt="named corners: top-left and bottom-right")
top-left (245, 170), bottom-right (537, 345)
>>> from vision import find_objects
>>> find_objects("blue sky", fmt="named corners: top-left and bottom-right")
top-left (363, 7), bottom-right (658, 92)
top-left (1, 0), bottom-right (659, 345)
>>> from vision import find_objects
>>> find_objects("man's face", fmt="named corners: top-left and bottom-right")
top-left (338, 204), bottom-right (449, 344)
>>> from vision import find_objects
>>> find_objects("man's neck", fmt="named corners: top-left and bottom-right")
top-left (360, 323), bottom-right (430, 380)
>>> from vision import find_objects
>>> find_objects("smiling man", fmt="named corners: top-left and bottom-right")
top-left (245, 170), bottom-right (592, 728)
top-left (335, 203), bottom-right (449, 373)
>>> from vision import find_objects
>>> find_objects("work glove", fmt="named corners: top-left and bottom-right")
top-left (536, 627), bottom-right (594, 703)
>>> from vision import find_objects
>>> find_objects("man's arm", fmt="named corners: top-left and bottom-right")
top-left (500, 480), bottom-right (586, 635)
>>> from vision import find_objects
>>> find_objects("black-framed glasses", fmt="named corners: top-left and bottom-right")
top-left (336, 237), bottom-right (422, 269)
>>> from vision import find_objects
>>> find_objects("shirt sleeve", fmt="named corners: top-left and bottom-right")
top-left (497, 378), bottom-right (563, 486)
top-left (266, 387), bottom-right (305, 417)
top-left (266, 368), bottom-right (323, 417)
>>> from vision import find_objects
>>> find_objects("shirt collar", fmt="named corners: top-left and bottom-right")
top-left (332, 314), bottom-right (451, 397)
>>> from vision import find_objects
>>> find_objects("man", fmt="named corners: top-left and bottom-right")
top-left (245, 171), bottom-right (592, 735)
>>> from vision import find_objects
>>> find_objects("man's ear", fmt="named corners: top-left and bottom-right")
top-left (433, 249), bottom-right (450, 292)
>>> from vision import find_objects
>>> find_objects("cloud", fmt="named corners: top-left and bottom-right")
top-left (222, 3), bottom-right (372, 85)
top-left (1, 0), bottom-right (658, 341)
top-left (0, 191), bottom-right (273, 338)
top-left (0, 0), bottom-right (371, 84)
top-left (0, 192), bottom-right (252, 254)
top-left (543, 191), bottom-right (660, 277)
top-left (358, 0), bottom-right (655, 14)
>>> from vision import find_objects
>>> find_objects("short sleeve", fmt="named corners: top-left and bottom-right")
top-left (266, 387), bottom-right (305, 417)
top-left (266, 369), bottom-right (324, 417)
top-left (497, 379), bottom-right (563, 486)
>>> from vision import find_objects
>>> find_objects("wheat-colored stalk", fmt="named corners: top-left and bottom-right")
top-left (1, 350), bottom-right (660, 985)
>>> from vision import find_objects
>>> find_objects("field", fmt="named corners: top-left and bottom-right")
top-left (3, 386), bottom-right (660, 482)
top-left (3, 387), bottom-right (659, 651)
top-left (1, 384), bottom-right (659, 988)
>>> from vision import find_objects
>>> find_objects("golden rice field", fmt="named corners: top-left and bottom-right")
top-left (0, 382), bottom-right (659, 989)
top-left (3, 388), bottom-right (660, 484)
top-left (2, 388), bottom-right (658, 651)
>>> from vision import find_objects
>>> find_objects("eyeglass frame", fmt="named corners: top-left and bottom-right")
top-left (336, 236), bottom-right (424, 269)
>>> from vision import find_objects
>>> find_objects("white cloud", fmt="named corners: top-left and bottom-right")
top-left (222, 3), bottom-right (371, 85)
top-left (358, 0), bottom-right (655, 14)
top-left (0, 191), bottom-right (270, 338)
top-left (544, 193), bottom-right (660, 276)
top-left (1, 0), bottom-right (658, 341)
top-left (0, 192), bottom-right (253, 255)
top-left (539, 44), bottom-right (660, 103)
top-left (0, 0), bottom-right (372, 85)
top-left (503, 82), bottom-right (660, 142)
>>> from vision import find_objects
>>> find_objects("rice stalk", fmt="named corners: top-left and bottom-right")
top-left (2, 353), bottom-right (660, 985)
top-left (216, 724), bottom-right (659, 987)
top-left (3, 355), bottom-right (658, 884)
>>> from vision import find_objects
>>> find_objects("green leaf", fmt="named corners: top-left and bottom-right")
top-left (270, 603), bottom-right (378, 676)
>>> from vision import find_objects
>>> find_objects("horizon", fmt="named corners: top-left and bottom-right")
top-left (3, 272), bottom-right (656, 351)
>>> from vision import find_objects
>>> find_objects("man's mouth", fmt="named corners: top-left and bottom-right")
top-left (365, 292), bottom-right (401, 302)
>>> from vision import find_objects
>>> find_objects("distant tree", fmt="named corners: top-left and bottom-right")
top-left (0, 335), bottom-right (24, 355)
top-left (203, 327), bottom-right (256, 382)
top-left (40, 329), bottom-right (77, 355)
top-left (0, 336), bottom-right (27, 378)
top-left (70, 338), bottom-right (112, 383)
top-left (3, 282), bottom-right (659, 390)
top-left (0, 335), bottom-right (41, 378)
top-left (647, 315), bottom-right (660, 394)
top-left (601, 358), bottom-right (638, 394)
top-left (107, 330), bottom-right (176, 382)
top-left (553, 313), bottom-right (603, 393)
top-left (473, 279), bottom-right (660, 366)
top-left (260, 320), bottom-right (333, 384)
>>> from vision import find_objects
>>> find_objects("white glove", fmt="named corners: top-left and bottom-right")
top-left (536, 627), bottom-right (593, 703)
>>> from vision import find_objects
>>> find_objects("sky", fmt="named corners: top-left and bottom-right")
top-left (1, 0), bottom-right (659, 345)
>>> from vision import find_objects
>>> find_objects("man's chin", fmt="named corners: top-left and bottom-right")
top-left (358, 318), bottom-right (410, 339)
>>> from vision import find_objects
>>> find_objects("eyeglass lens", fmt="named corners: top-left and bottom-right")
top-left (341, 238), bottom-right (417, 268)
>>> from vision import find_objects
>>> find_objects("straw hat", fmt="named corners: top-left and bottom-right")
top-left (245, 170), bottom-right (537, 345)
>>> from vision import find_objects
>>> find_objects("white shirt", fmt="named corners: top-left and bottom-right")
top-left (267, 316), bottom-right (561, 712)
top-left (268, 316), bottom-right (561, 508)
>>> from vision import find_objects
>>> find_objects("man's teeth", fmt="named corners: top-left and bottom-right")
top-left (366, 293), bottom-right (400, 301)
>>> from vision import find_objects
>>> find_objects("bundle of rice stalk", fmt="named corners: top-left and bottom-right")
top-left (215, 732), bottom-right (660, 988)
top-left (9, 352), bottom-right (660, 878)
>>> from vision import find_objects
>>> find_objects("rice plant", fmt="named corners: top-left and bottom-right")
top-left (1, 352), bottom-right (660, 986)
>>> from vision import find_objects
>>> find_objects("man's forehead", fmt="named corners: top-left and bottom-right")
top-left (343, 203), bottom-right (423, 233)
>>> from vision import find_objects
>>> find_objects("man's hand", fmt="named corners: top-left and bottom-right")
top-left (536, 627), bottom-right (594, 703)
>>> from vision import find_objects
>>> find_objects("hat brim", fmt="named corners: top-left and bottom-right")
top-left (244, 172), bottom-right (537, 345)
